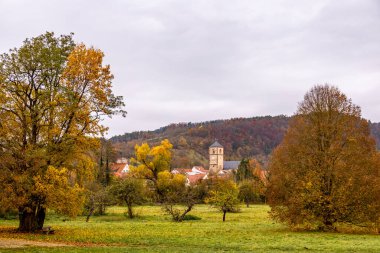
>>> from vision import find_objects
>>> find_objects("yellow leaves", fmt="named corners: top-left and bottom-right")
top-left (59, 43), bottom-right (119, 138)
top-left (305, 181), bottom-right (313, 189)
top-left (0, 172), bottom-right (31, 210)
top-left (152, 139), bottom-right (173, 156)
top-left (134, 143), bottom-right (151, 164)
top-left (157, 171), bottom-right (186, 193)
top-left (62, 43), bottom-right (113, 104)
top-left (151, 139), bottom-right (172, 171)
top-left (157, 170), bottom-right (172, 181)
top-left (64, 44), bottom-right (110, 84)
top-left (130, 164), bottom-right (153, 180)
top-left (205, 179), bottom-right (240, 215)
top-left (33, 166), bottom-right (68, 194)
top-left (130, 139), bottom-right (173, 182)
top-left (32, 166), bottom-right (85, 217)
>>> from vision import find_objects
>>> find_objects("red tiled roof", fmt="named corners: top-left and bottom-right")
top-left (110, 163), bottom-right (129, 177)
top-left (192, 166), bottom-right (207, 173)
top-left (172, 166), bottom-right (208, 185)
top-left (187, 173), bottom-right (206, 185)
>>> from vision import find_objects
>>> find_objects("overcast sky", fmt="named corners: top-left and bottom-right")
top-left (1, 0), bottom-right (379, 137)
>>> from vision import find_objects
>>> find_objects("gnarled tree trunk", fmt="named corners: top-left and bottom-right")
top-left (36, 207), bottom-right (46, 230)
top-left (18, 207), bottom-right (38, 232)
top-left (18, 205), bottom-right (47, 232)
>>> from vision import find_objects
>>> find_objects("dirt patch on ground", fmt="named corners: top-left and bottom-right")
top-left (0, 237), bottom-right (68, 248)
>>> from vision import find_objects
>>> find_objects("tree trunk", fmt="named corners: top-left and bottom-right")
top-left (179, 204), bottom-right (194, 222)
top-left (105, 156), bottom-right (110, 186)
top-left (97, 203), bottom-right (104, 215)
top-left (322, 219), bottom-right (336, 231)
top-left (86, 207), bottom-right (95, 222)
top-left (321, 200), bottom-right (336, 231)
top-left (246, 200), bottom-right (249, 208)
top-left (36, 207), bottom-right (46, 230)
top-left (223, 210), bottom-right (226, 222)
top-left (86, 196), bottom-right (95, 222)
top-left (18, 207), bottom-right (38, 232)
top-left (127, 203), bottom-right (134, 218)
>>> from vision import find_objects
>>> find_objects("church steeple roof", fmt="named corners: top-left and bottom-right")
top-left (210, 140), bottom-right (223, 148)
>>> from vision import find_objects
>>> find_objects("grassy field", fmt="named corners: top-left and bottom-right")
top-left (0, 205), bottom-right (379, 252)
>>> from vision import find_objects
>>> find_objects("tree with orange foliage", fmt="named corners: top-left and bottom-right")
top-left (268, 85), bottom-right (380, 231)
top-left (0, 32), bottom-right (125, 232)
top-left (235, 158), bottom-right (263, 182)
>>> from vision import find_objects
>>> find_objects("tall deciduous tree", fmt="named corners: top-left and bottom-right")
top-left (0, 32), bottom-right (125, 232)
top-left (268, 85), bottom-right (380, 231)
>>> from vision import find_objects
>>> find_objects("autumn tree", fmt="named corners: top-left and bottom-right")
top-left (235, 159), bottom-right (266, 206)
top-left (238, 179), bottom-right (265, 207)
top-left (267, 85), bottom-right (380, 231)
top-left (235, 158), bottom-right (263, 182)
top-left (177, 136), bottom-right (188, 148)
top-left (206, 178), bottom-right (240, 222)
top-left (0, 32), bottom-right (125, 232)
top-left (130, 139), bottom-right (173, 200)
top-left (83, 182), bottom-right (112, 222)
top-left (108, 177), bottom-right (145, 219)
top-left (157, 171), bottom-right (199, 222)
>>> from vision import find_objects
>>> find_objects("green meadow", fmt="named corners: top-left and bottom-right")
top-left (0, 205), bottom-right (379, 252)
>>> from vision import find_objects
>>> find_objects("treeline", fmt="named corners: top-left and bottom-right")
top-left (110, 116), bottom-right (380, 168)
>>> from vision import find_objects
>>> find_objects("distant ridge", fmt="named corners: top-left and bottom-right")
top-left (110, 116), bottom-right (380, 168)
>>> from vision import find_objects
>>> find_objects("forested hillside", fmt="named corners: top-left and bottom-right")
top-left (110, 116), bottom-right (380, 168)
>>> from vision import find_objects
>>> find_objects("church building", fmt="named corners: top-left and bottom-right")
top-left (209, 140), bottom-right (240, 174)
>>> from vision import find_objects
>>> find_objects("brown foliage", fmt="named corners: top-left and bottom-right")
top-left (267, 85), bottom-right (380, 231)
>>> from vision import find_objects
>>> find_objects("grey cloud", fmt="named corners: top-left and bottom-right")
top-left (0, 0), bottom-right (379, 136)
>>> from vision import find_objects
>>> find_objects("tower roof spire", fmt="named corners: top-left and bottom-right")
top-left (210, 140), bottom-right (223, 148)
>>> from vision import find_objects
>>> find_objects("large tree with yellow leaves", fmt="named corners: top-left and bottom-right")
top-left (267, 85), bottom-right (380, 231)
top-left (0, 32), bottom-right (125, 231)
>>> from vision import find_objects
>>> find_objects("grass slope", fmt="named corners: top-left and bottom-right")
top-left (0, 205), bottom-right (379, 252)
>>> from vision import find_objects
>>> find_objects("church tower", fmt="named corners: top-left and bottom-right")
top-left (209, 140), bottom-right (224, 174)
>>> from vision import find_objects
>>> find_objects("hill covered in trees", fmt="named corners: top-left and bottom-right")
top-left (110, 116), bottom-right (380, 169)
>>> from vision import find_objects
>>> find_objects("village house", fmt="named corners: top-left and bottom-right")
top-left (110, 158), bottom-right (130, 177)
top-left (172, 166), bottom-right (208, 185)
